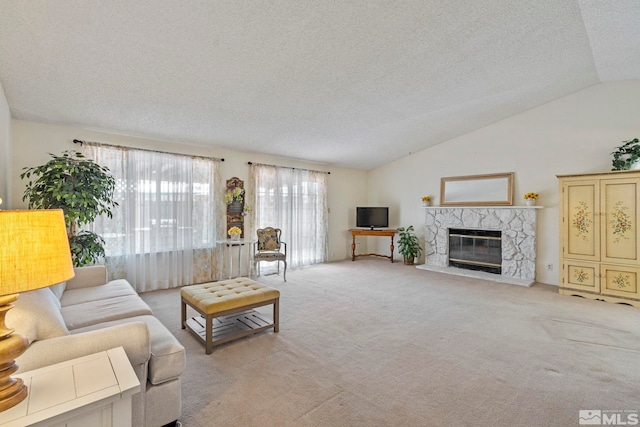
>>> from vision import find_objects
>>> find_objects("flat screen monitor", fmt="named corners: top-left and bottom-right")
top-left (356, 207), bottom-right (389, 229)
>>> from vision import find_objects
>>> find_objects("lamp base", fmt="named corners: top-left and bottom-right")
top-left (0, 368), bottom-right (27, 412)
top-left (0, 295), bottom-right (29, 412)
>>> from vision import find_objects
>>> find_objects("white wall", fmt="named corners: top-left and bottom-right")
top-left (10, 81), bottom-right (640, 280)
top-left (368, 81), bottom-right (640, 285)
top-left (0, 82), bottom-right (10, 208)
top-left (10, 120), bottom-right (368, 262)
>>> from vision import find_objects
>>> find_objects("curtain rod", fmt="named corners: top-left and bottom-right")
top-left (73, 139), bottom-right (224, 162)
top-left (247, 161), bottom-right (330, 174)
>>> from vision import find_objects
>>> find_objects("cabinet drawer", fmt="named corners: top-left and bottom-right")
top-left (601, 264), bottom-right (640, 299)
top-left (562, 261), bottom-right (600, 293)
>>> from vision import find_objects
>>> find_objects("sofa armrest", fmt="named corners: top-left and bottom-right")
top-left (65, 265), bottom-right (108, 290)
top-left (16, 322), bottom-right (151, 374)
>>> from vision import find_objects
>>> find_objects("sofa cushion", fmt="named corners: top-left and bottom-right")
top-left (60, 279), bottom-right (137, 307)
top-left (61, 294), bottom-right (153, 330)
top-left (48, 282), bottom-right (66, 302)
top-left (65, 265), bottom-right (108, 290)
top-left (72, 315), bottom-right (185, 385)
top-left (6, 288), bottom-right (69, 343)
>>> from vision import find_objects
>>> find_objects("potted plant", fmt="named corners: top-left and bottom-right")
top-left (611, 138), bottom-right (640, 171)
top-left (397, 225), bottom-right (422, 265)
top-left (524, 192), bottom-right (538, 206)
top-left (21, 151), bottom-right (117, 267)
top-left (228, 226), bottom-right (242, 240)
top-left (224, 185), bottom-right (245, 205)
top-left (421, 196), bottom-right (432, 207)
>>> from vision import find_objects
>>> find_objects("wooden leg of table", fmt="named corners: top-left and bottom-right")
top-left (391, 236), bottom-right (394, 262)
top-left (205, 315), bottom-right (213, 355)
top-left (351, 234), bottom-right (356, 261)
top-left (181, 299), bottom-right (186, 329)
top-left (273, 299), bottom-right (279, 333)
top-left (390, 236), bottom-right (395, 263)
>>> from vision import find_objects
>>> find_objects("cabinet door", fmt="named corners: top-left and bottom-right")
top-left (562, 261), bottom-right (600, 293)
top-left (562, 180), bottom-right (599, 261)
top-left (601, 264), bottom-right (640, 299)
top-left (601, 178), bottom-right (640, 265)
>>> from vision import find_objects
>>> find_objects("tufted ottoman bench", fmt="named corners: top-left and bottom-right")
top-left (181, 277), bottom-right (280, 354)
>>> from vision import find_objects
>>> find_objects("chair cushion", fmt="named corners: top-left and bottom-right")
top-left (255, 252), bottom-right (286, 261)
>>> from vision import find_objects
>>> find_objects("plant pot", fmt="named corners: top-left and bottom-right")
top-left (403, 256), bottom-right (415, 265)
top-left (228, 200), bottom-right (243, 213)
top-left (230, 234), bottom-right (240, 241)
top-left (525, 198), bottom-right (536, 206)
top-left (422, 201), bottom-right (431, 207)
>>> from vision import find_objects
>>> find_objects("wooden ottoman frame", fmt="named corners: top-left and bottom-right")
top-left (181, 278), bottom-right (279, 354)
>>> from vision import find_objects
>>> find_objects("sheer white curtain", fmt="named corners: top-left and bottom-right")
top-left (82, 144), bottom-right (222, 292)
top-left (249, 163), bottom-right (328, 269)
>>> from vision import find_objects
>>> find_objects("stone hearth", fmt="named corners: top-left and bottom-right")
top-left (418, 207), bottom-right (539, 285)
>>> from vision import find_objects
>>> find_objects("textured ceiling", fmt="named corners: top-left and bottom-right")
top-left (0, 1), bottom-right (638, 170)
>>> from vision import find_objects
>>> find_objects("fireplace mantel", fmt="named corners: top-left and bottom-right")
top-left (419, 206), bottom-right (540, 285)
top-left (422, 206), bottom-right (543, 210)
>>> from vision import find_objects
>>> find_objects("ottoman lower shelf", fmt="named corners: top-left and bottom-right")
top-left (185, 309), bottom-right (276, 348)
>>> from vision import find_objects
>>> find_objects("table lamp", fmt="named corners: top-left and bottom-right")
top-left (0, 210), bottom-right (74, 412)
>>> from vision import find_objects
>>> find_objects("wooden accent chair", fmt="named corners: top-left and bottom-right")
top-left (254, 227), bottom-right (287, 281)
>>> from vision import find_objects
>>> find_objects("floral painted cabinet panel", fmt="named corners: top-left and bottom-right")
top-left (601, 264), bottom-right (640, 299)
top-left (600, 178), bottom-right (639, 264)
top-left (559, 170), bottom-right (640, 307)
top-left (562, 180), bottom-right (599, 262)
top-left (562, 261), bottom-right (600, 293)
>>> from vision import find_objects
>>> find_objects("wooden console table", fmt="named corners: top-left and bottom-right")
top-left (349, 229), bottom-right (397, 263)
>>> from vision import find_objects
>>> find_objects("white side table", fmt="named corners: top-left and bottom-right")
top-left (0, 346), bottom-right (140, 427)
top-left (217, 239), bottom-right (256, 279)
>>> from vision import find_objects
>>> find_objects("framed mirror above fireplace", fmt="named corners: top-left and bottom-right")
top-left (440, 172), bottom-right (514, 206)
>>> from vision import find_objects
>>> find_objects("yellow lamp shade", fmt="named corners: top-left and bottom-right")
top-left (0, 210), bottom-right (75, 295)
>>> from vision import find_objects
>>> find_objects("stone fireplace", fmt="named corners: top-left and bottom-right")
top-left (417, 207), bottom-right (539, 286)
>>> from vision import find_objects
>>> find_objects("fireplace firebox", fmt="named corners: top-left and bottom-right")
top-left (448, 228), bottom-right (502, 274)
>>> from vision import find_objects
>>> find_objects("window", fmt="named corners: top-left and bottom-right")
top-left (82, 144), bottom-right (221, 291)
top-left (250, 164), bottom-right (328, 269)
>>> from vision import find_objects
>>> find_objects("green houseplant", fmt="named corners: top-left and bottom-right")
top-left (397, 225), bottom-right (422, 265)
top-left (611, 138), bottom-right (640, 171)
top-left (21, 151), bottom-right (117, 267)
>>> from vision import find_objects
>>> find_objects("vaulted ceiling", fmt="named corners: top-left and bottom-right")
top-left (0, 1), bottom-right (638, 170)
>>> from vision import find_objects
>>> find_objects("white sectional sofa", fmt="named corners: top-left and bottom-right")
top-left (9, 266), bottom-right (185, 427)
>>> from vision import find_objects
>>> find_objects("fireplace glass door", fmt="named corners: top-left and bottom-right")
top-left (448, 228), bottom-right (502, 274)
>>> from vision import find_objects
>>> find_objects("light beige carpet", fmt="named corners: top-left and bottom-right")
top-left (141, 259), bottom-right (640, 427)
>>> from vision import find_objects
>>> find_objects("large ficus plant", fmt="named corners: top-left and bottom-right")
top-left (21, 150), bottom-right (117, 267)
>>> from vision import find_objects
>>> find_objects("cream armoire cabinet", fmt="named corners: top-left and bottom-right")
top-left (558, 170), bottom-right (640, 307)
